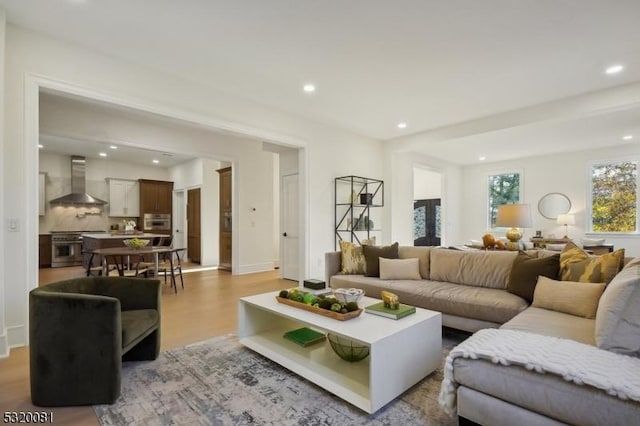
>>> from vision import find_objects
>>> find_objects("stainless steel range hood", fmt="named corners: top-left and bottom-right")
top-left (49, 156), bottom-right (108, 205)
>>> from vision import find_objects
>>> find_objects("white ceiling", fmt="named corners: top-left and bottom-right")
top-left (39, 91), bottom-right (202, 168)
top-left (4, 1), bottom-right (640, 160)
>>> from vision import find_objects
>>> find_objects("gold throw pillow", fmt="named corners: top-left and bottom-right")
top-left (339, 240), bottom-right (366, 274)
top-left (559, 241), bottom-right (624, 284)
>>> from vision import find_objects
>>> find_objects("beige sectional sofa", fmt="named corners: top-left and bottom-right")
top-left (326, 246), bottom-right (530, 331)
top-left (326, 245), bottom-right (640, 425)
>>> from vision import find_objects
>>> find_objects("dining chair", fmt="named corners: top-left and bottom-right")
top-left (139, 236), bottom-right (174, 275)
top-left (105, 253), bottom-right (149, 278)
top-left (156, 248), bottom-right (185, 293)
top-left (84, 250), bottom-right (117, 277)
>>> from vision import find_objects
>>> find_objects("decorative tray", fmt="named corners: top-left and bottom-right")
top-left (275, 297), bottom-right (363, 321)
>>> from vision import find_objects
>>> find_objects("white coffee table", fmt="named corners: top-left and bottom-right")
top-left (238, 291), bottom-right (442, 413)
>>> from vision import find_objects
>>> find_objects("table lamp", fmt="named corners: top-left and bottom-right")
top-left (557, 213), bottom-right (575, 238)
top-left (495, 204), bottom-right (533, 250)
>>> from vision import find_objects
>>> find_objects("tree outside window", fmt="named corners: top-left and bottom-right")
top-left (591, 161), bottom-right (637, 232)
top-left (488, 173), bottom-right (520, 228)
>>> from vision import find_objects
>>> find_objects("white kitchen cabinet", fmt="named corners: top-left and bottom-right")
top-left (107, 178), bottom-right (139, 217)
top-left (39, 172), bottom-right (46, 216)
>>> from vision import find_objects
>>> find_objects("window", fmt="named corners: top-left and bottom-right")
top-left (590, 160), bottom-right (638, 233)
top-left (488, 172), bottom-right (520, 228)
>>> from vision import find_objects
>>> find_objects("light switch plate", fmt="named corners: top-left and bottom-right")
top-left (7, 218), bottom-right (19, 232)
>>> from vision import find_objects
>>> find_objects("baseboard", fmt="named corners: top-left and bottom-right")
top-left (7, 324), bottom-right (26, 348)
top-left (237, 262), bottom-right (274, 275)
top-left (0, 331), bottom-right (8, 359)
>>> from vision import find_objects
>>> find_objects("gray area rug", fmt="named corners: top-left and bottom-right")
top-left (95, 329), bottom-right (469, 425)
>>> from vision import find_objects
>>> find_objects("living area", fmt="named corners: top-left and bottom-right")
top-left (2, 2), bottom-right (640, 426)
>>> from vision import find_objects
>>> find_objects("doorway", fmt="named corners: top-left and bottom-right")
top-left (187, 188), bottom-right (201, 263)
top-left (413, 167), bottom-right (443, 247)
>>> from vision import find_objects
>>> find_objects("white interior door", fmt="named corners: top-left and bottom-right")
top-left (173, 190), bottom-right (185, 250)
top-left (282, 174), bottom-right (299, 281)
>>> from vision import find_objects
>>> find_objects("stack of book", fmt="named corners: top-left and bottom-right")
top-left (365, 302), bottom-right (416, 320)
top-left (283, 327), bottom-right (326, 347)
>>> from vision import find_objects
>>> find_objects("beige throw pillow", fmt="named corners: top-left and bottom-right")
top-left (339, 240), bottom-right (366, 274)
top-left (532, 276), bottom-right (606, 319)
top-left (379, 258), bottom-right (421, 280)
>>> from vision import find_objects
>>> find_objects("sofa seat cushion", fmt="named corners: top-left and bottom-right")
top-left (453, 358), bottom-right (640, 426)
top-left (121, 309), bottom-right (159, 352)
top-left (331, 275), bottom-right (528, 324)
top-left (501, 307), bottom-right (596, 345)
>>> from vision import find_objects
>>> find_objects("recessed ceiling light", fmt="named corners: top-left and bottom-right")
top-left (605, 64), bottom-right (624, 75)
top-left (152, 159), bottom-right (159, 164)
top-left (38, 144), bottom-right (43, 149)
top-left (397, 122), bottom-right (407, 129)
top-left (478, 156), bottom-right (486, 161)
top-left (303, 84), bottom-right (316, 93)
top-left (622, 135), bottom-right (633, 140)
top-left (99, 152), bottom-right (107, 157)
top-left (109, 145), bottom-right (118, 149)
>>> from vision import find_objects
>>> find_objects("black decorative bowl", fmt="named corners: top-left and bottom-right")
top-left (327, 333), bottom-right (369, 362)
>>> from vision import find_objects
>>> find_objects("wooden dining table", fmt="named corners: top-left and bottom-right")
top-left (88, 246), bottom-right (181, 277)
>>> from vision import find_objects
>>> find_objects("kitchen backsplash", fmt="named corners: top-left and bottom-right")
top-left (40, 176), bottom-right (138, 233)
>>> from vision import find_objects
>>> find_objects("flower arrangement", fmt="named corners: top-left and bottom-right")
top-left (122, 219), bottom-right (136, 233)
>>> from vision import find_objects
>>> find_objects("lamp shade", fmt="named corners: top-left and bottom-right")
top-left (495, 204), bottom-right (533, 228)
top-left (557, 214), bottom-right (575, 226)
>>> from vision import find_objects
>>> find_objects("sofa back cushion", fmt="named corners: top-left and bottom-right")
top-left (595, 257), bottom-right (640, 357)
top-left (398, 246), bottom-right (431, 279)
top-left (430, 249), bottom-right (518, 289)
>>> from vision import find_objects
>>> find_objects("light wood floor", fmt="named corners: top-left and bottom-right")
top-left (0, 266), bottom-right (290, 424)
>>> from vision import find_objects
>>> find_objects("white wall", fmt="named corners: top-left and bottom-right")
top-left (413, 167), bottom-right (442, 200)
top-left (1, 25), bottom-right (383, 351)
top-left (461, 143), bottom-right (640, 256)
top-left (170, 158), bottom-right (223, 267)
top-left (0, 10), bottom-right (7, 357)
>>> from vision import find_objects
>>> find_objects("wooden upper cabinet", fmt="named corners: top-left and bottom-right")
top-left (138, 179), bottom-right (174, 214)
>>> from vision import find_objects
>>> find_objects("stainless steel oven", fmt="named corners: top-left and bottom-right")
top-left (144, 213), bottom-right (171, 231)
top-left (51, 233), bottom-right (83, 267)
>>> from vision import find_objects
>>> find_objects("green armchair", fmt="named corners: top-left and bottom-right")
top-left (29, 276), bottom-right (162, 406)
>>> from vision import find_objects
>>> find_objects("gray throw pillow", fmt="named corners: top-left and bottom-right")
top-left (595, 257), bottom-right (640, 357)
top-left (506, 252), bottom-right (560, 302)
top-left (362, 242), bottom-right (399, 277)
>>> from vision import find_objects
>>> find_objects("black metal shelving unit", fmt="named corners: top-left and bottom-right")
top-left (334, 175), bottom-right (384, 249)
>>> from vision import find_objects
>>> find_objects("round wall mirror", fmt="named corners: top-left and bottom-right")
top-left (538, 193), bottom-right (571, 219)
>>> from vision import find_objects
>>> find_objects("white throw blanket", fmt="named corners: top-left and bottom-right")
top-left (438, 328), bottom-right (640, 416)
